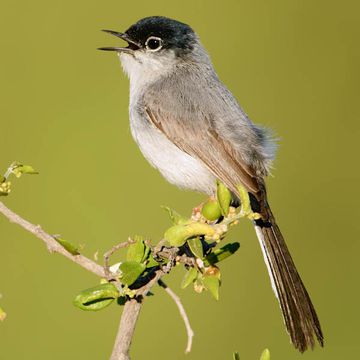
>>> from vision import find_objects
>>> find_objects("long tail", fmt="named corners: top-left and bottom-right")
top-left (254, 204), bottom-right (324, 352)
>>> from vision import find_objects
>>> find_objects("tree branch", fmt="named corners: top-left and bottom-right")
top-left (0, 201), bottom-right (105, 278)
top-left (158, 279), bottom-right (194, 353)
top-left (110, 268), bottom-right (166, 359)
top-left (110, 299), bottom-right (142, 360)
top-left (0, 200), bottom-right (196, 359)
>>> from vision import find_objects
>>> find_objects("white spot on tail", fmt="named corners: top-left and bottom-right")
top-left (254, 226), bottom-right (279, 300)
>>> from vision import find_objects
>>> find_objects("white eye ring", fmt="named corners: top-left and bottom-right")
top-left (145, 36), bottom-right (163, 52)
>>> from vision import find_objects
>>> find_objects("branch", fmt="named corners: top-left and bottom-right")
top-left (0, 201), bottom-right (105, 278)
top-left (0, 159), bottom-right (248, 360)
top-left (0, 200), bottom-right (202, 359)
top-left (110, 269), bottom-right (166, 359)
top-left (110, 299), bottom-right (142, 360)
top-left (0, 200), bottom-right (182, 359)
top-left (158, 279), bottom-right (194, 353)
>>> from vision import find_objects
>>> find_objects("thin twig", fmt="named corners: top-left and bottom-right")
top-left (0, 201), bottom-right (106, 278)
top-left (158, 279), bottom-right (194, 353)
top-left (104, 238), bottom-right (134, 275)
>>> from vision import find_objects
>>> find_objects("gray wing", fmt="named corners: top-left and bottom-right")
top-left (142, 67), bottom-right (272, 199)
top-left (145, 106), bottom-right (260, 196)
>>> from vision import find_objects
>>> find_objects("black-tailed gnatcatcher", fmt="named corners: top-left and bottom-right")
top-left (100, 16), bottom-right (323, 352)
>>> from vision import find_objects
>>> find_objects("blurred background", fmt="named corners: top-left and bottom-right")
top-left (0, 0), bottom-right (359, 359)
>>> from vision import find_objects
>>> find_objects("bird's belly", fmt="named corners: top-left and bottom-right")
top-left (129, 110), bottom-right (216, 194)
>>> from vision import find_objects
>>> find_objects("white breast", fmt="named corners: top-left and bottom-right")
top-left (129, 108), bottom-right (216, 194)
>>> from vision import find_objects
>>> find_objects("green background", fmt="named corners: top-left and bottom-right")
top-left (1, 0), bottom-right (359, 359)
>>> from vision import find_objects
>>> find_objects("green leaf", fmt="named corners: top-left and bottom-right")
top-left (164, 222), bottom-right (215, 247)
top-left (126, 235), bottom-right (145, 263)
top-left (12, 164), bottom-right (39, 178)
top-left (142, 243), bottom-right (151, 263)
top-left (0, 162), bottom-right (38, 196)
top-left (73, 283), bottom-right (119, 311)
top-left (181, 267), bottom-right (198, 289)
top-left (146, 255), bottom-right (160, 268)
top-left (236, 183), bottom-right (261, 220)
top-left (120, 261), bottom-right (146, 285)
top-left (188, 237), bottom-right (203, 258)
top-left (0, 306), bottom-right (7, 322)
top-left (54, 237), bottom-right (79, 255)
top-left (217, 181), bottom-right (232, 216)
top-left (204, 242), bottom-right (240, 265)
top-left (203, 274), bottom-right (220, 300)
top-left (233, 352), bottom-right (240, 360)
top-left (260, 349), bottom-right (270, 360)
top-left (201, 199), bottom-right (222, 221)
top-left (162, 206), bottom-right (189, 225)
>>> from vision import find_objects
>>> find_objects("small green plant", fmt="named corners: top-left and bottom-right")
top-left (260, 349), bottom-right (271, 360)
top-left (0, 305), bottom-right (6, 322)
top-left (233, 348), bottom-right (270, 360)
top-left (72, 179), bottom-right (246, 308)
top-left (0, 161), bottom-right (38, 196)
top-left (0, 161), bottom-right (266, 359)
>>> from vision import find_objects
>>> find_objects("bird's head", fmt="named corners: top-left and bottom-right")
top-left (99, 16), bottom-right (209, 81)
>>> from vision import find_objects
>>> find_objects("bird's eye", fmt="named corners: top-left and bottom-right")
top-left (145, 36), bottom-right (163, 51)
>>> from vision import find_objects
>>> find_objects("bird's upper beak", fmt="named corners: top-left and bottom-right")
top-left (98, 30), bottom-right (141, 53)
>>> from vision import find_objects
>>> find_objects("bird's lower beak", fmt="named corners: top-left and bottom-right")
top-left (98, 30), bottom-right (141, 53)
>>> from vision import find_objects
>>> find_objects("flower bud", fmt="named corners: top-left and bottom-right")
top-left (201, 199), bottom-right (222, 221)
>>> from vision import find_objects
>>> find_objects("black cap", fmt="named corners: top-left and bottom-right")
top-left (125, 16), bottom-right (196, 52)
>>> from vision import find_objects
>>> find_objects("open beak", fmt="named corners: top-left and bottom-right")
top-left (98, 30), bottom-right (141, 53)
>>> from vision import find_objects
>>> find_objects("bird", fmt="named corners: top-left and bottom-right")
top-left (99, 16), bottom-right (324, 352)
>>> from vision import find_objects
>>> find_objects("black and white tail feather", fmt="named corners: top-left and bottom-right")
top-left (254, 202), bottom-right (324, 352)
